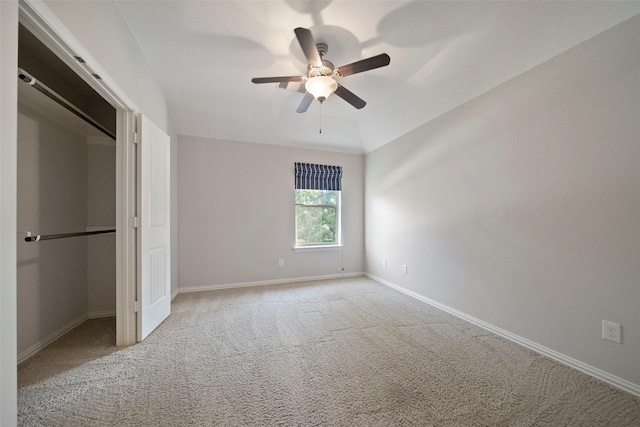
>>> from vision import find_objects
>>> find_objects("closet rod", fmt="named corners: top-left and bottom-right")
top-left (24, 229), bottom-right (116, 242)
top-left (18, 68), bottom-right (116, 140)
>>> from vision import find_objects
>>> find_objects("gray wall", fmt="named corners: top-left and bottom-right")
top-left (365, 15), bottom-right (640, 386)
top-left (17, 101), bottom-right (89, 356)
top-left (178, 136), bottom-right (364, 288)
top-left (87, 139), bottom-right (116, 314)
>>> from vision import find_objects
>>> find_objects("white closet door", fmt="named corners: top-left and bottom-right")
top-left (138, 114), bottom-right (171, 340)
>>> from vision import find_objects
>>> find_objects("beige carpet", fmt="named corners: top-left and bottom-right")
top-left (18, 277), bottom-right (640, 426)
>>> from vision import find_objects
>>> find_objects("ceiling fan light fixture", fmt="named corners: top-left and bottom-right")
top-left (305, 76), bottom-right (337, 103)
top-left (251, 27), bottom-right (390, 113)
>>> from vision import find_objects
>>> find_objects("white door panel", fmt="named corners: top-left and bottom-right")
top-left (138, 115), bottom-right (171, 340)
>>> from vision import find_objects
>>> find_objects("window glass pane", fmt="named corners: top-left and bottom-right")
top-left (295, 189), bottom-right (337, 205)
top-left (296, 206), bottom-right (337, 244)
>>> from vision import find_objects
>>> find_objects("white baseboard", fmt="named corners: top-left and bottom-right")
top-left (171, 288), bottom-right (179, 301)
top-left (17, 313), bottom-right (88, 365)
top-left (88, 310), bottom-right (116, 319)
top-left (365, 273), bottom-right (640, 398)
top-left (178, 272), bottom-right (364, 295)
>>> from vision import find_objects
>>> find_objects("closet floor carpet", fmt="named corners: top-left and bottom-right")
top-left (18, 277), bottom-right (640, 426)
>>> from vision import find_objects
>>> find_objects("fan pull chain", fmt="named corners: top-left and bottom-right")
top-left (319, 103), bottom-right (322, 134)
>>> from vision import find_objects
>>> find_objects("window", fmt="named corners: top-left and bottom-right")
top-left (295, 189), bottom-right (341, 246)
top-left (294, 162), bottom-right (342, 248)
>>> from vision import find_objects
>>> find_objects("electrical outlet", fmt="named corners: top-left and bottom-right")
top-left (402, 265), bottom-right (408, 274)
top-left (278, 258), bottom-right (284, 267)
top-left (602, 320), bottom-right (621, 344)
top-left (382, 258), bottom-right (387, 268)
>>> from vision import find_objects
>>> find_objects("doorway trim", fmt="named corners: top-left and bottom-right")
top-left (19, 0), bottom-right (138, 346)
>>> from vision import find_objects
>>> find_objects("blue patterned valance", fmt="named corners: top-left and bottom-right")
top-left (295, 162), bottom-right (342, 191)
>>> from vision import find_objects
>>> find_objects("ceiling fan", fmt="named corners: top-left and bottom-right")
top-left (251, 27), bottom-right (390, 113)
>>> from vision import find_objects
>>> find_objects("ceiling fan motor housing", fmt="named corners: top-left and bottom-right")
top-left (308, 60), bottom-right (335, 79)
top-left (306, 42), bottom-right (335, 79)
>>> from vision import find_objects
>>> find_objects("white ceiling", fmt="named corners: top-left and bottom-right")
top-left (115, 1), bottom-right (640, 154)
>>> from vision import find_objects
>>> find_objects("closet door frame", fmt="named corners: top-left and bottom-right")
top-left (19, 1), bottom-right (139, 346)
top-left (1, 2), bottom-right (19, 424)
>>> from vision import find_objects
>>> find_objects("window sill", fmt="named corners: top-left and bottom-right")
top-left (294, 245), bottom-right (343, 252)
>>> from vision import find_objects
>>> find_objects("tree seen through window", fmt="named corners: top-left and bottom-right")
top-left (295, 189), bottom-right (339, 245)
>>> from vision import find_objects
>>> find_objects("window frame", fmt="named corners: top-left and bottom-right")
top-left (294, 189), bottom-right (342, 250)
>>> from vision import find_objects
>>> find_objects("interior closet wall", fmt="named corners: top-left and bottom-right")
top-left (87, 139), bottom-right (116, 315)
top-left (17, 100), bottom-right (89, 357)
top-left (17, 99), bottom-right (116, 359)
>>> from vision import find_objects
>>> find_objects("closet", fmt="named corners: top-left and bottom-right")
top-left (16, 24), bottom-right (117, 362)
